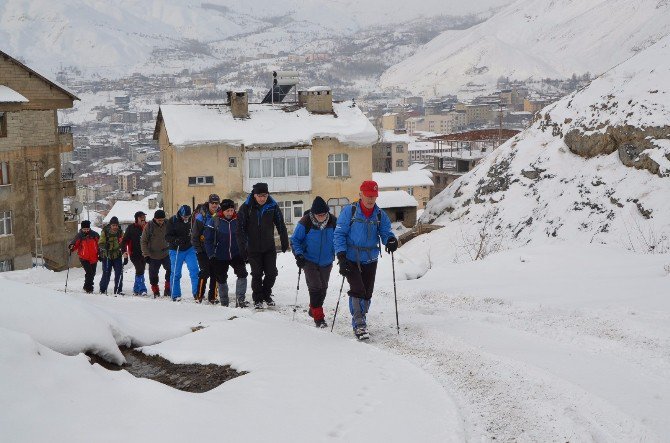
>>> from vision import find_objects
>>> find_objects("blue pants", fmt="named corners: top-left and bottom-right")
top-left (169, 248), bottom-right (199, 297)
top-left (100, 257), bottom-right (123, 293)
top-left (349, 297), bottom-right (371, 329)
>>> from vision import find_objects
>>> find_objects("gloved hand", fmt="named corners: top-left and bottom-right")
top-left (281, 245), bottom-right (288, 253)
top-left (295, 255), bottom-right (306, 269)
top-left (68, 244), bottom-right (75, 252)
top-left (123, 257), bottom-right (129, 266)
top-left (385, 237), bottom-right (399, 253)
top-left (98, 253), bottom-right (104, 263)
top-left (337, 253), bottom-right (351, 277)
top-left (144, 256), bottom-right (151, 264)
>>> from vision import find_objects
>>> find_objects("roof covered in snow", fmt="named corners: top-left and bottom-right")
top-left (373, 170), bottom-right (434, 188)
top-left (0, 85), bottom-right (29, 103)
top-left (376, 190), bottom-right (418, 208)
top-left (381, 130), bottom-right (412, 143)
top-left (157, 101), bottom-right (378, 148)
top-left (104, 196), bottom-right (162, 225)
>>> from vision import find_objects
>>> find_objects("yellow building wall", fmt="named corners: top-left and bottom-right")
top-left (311, 137), bottom-right (372, 204)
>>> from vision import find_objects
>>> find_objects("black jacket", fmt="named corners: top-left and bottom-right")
top-left (237, 194), bottom-right (289, 255)
top-left (165, 214), bottom-right (193, 251)
top-left (122, 223), bottom-right (144, 258)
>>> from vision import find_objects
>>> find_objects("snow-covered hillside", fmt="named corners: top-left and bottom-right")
top-left (0, 0), bottom-right (512, 78)
top-left (418, 34), bottom-right (670, 257)
top-left (380, 0), bottom-right (670, 97)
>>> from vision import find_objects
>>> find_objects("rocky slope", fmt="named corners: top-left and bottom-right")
top-left (419, 35), bottom-right (670, 257)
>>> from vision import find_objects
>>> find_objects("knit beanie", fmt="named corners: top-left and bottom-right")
top-left (220, 199), bottom-right (235, 211)
top-left (310, 196), bottom-right (329, 214)
top-left (154, 209), bottom-right (166, 219)
top-left (109, 216), bottom-right (119, 226)
top-left (252, 182), bottom-right (269, 195)
top-left (81, 220), bottom-right (91, 229)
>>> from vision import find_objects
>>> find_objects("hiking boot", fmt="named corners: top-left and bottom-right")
top-left (315, 319), bottom-right (328, 329)
top-left (264, 297), bottom-right (275, 307)
top-left (115, 290), bottom-right (125, 296)
top-left (254, 302), bottom-right (264, 310)
top-left (354, 327), bottom-right (369, 341)
top-left (237, 300), bottom-right (249, 308)
top-left (164, 287), bottom-right (171, 298)
top-left (173, 296), bottom-right (182, 302)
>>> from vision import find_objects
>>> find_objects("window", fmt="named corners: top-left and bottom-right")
top-left (0, 211), bottom-right (12, 235)
top-left (273, 158), bottom-right (285, 177)
top-left (249, 159), bottom-right (261, 178)
top-left (262, 158), bottom-right (272, 178)
top-left (188, 176), bottom-right (214, 186)
top-left (327, 197), bottom-right (350, 217)
top-left (0, 112), bottom-right (6, 138)
top-left (0, 259), bottom-right (12, 272)
top-left (408, 187), bottom-right (414, 196)
top-left (327, 153), bottom-right (349, 177)
top-left (396, 159), bottom-right (404, 168)
top-left (277, 200), bottom-right (303, 224)
top-left (0, 162), bottom-right (9, 185)
top-left (286, 158), bottom-right (296, 176)
top-left (396, 144), bottom-right (404, 153)
top-left (229, 157), bottom-right (237, 167)
top-left (395, 211), bottom-right (405, 222)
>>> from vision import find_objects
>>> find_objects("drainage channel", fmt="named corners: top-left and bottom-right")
top-left (87, 346), bottom-right (246, 393)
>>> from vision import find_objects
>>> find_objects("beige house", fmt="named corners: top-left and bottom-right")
top-left (154, 88), bottom-right (378, 226)
top-left (376, 190), bottom-right (418, 228)
top-left (372, 130), bottom-right (410, 172)
top-left (0, 50), bottom-right (78, 271)
top-left (372, 170), bottom-right (433, 209)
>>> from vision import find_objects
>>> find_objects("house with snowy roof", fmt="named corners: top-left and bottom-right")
top-left (154, 87), bottom-right (378, 224)
top-left (0, 50), bottom-right (79, 271)
top-left (372, 170), bottom-right (433, 209)
top-left (376, 190), bottom-right (418, 228)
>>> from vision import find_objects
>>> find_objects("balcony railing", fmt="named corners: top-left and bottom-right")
top-left (61, 171), bottom-right (75, 181)
top-left (57, 125), bottom-right (72, 134)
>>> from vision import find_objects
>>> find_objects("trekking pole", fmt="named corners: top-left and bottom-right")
top-left (330, 277), bottom-right (346, 333)
top-left (64, 252), bottom-right (72, 293)
top-left (391, 251), bottom-right (400, 335)
top-left (292, 268), bottom-right (302, 321)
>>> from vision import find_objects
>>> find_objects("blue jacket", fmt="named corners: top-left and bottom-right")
top-left (334, 202), bottom-right (395, 264)
top-left (290, 212), bottom-right (337, 267)
top-left (202, 210), bottom-right (240, 261)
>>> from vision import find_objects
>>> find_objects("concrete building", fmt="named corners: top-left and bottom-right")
top-left (372, 130), bottom-right (410, 173)
top-left (154, 89), bottom-right (378, 227)
top-left (0, 50), bottom-right (79, 271)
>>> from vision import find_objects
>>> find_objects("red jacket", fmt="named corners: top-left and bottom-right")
top-left (69, 230), bottom-right (100, 264)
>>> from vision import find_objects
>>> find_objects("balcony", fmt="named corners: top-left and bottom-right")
top-left (58, 125), bottom-right (73, 152)
top-left (61, 171), bottom-right (76, 197)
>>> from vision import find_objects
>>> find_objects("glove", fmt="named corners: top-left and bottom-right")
top-left (281, 245), bottom-right (288, 253)
top-left (123, 257), bottom-right (129, 266)
top-left (337, 253), bottom-right (351, 277)
top-left (385, 237), bottom-right (399, 253)
top-left (295, 255), bottom-right (306, 269)
top-left (144, 256), bottom-right (151, 264)
top-left (98, 253), bottom-right (104, 263)
top-left (68, 244), bottom-right (75, 252)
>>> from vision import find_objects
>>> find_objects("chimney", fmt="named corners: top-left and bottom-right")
top-left (227, 91), bottom-right (249, 119)
top-left (148, 197), bottom-right (157, 210)
top-left (299, 86), bottom-right (333, 114)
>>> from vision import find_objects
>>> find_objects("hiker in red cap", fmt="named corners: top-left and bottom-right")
top-left (333, 180), bottom-right (398, 340)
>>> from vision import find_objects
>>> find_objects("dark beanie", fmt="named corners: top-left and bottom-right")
top-left (81, 220), bottom-right (91, 229)
top-left (109, 216), bottom-right (119, 226)
top-left (154, 209), bottom-right (166, 219)
top-left (220, 199), bottom-right (235, 211)
top-left (311, 196), bottom-right (329, 214)
top-left (252, 182), bottom-right (269, 195)
top-left (134, 211), bottom-right (146, 221)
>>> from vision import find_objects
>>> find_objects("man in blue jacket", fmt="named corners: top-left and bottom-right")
top-left (290, 196), bottom-right (336, 328)
top-left (165, 205), bottom-right (199, 301)
top-left (203, 199), bottom-right (249, 307)
top-left (334, 181), bottom-right (398, 340)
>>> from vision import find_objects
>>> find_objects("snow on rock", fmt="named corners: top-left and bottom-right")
top-left (419, 35), bottom-right (670, 255)
top-left (159, 101), bottom-right (378, 148)
top-left (380, 0), bottom-right (670, 97)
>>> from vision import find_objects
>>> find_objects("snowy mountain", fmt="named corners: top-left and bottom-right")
top-left (380, 0), bottom-right (670, 98)
top-left (0, 0), bottom-right (512, 79)
top-left (417, 34), bottom-right (670, 258)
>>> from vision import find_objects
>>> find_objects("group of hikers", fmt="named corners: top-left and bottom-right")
top-left (68, 181), bottom-right (398, 339)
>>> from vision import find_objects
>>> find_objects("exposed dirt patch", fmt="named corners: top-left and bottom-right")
top-left (88, 347), bottom-right (246, 393)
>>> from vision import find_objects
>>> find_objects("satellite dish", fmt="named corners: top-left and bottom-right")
top-left (71, 201), bottom-right (84, 215)
top-left (44, 167), bottom-right (56, 178)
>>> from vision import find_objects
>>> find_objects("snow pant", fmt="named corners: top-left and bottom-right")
top-left (99, 257), bottom-right (123, 294)
top-left (196, 252), bottom-right (216, 301)
top-left (210, 256), bottom-right (248, 306)
top-left (169, 247), bottom-right (199, 298)
top-left (303, 261), bottom-right (332, 321)
top-left (80, 259), bottom-right (97, 292)
top-left (248, 250), bottom-right (278, 304)
top-left (148, 256), bottom-right (171, 287)
top-left (346, 260), bottom-right (377, 329)
top-left (130, 256), bottom-right (147, 294)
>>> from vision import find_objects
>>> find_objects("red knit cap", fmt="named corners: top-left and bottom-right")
top-left (360, 180), bottom-right (379, 197)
